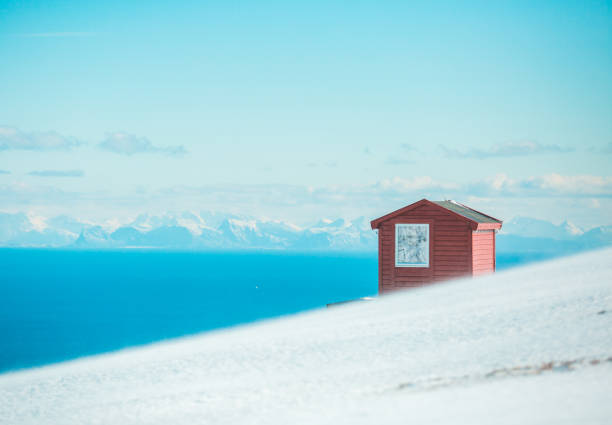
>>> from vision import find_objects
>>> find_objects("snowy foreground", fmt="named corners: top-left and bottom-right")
top-left (1, 249), bottom-right (612, 424)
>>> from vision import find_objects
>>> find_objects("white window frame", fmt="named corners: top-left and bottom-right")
top-left (395, 223), bottom-right (430, 268)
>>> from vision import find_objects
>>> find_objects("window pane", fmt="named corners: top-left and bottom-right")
top-left (395, 224), bottom-right (429, 267)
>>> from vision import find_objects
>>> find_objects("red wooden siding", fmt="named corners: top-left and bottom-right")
top-left (378, 203), bottom-right (472, 293)
top-left (373, 199), bottom-right (502, 294)
top-left (472, 230), bottom-right (495, 276)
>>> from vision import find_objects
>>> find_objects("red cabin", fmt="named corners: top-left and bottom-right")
top-left (370, 199), bottom-right (502, 294)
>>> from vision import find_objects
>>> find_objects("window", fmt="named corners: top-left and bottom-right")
top-left (395, 223), bottom-right (429, 267)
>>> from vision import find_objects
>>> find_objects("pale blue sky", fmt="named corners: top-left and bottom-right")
top-left (0, 1), bottom-right (611, 225)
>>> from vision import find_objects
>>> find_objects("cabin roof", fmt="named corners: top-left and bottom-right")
top-left (370, 199), bottom-right (502, 230)
top-left (432, 200), bottom-right (502, 224)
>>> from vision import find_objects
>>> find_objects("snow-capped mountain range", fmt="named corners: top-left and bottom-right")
top-left (0, 211), bottom-right (377, 251)
top-left (0, 211), bottom-right (610, 252)
top-left (501, 216), bottom-right (586, 239)
top-left (497, 216), bottom-right (612, 257)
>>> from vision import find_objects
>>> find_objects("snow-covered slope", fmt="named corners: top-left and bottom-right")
top-left (1, 248), bottom-right (611, 424)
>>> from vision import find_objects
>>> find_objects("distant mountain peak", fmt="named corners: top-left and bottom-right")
top-left (25, 212), bottom-right (48, 232)
top-left (504, 216), bottom-right (584, 240)
top-left (561, 220), bottom-right (584, 236)
top-left (1, 210), bottom-right (609, 253)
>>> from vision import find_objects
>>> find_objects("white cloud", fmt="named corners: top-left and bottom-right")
top-left (589, 142), bottom-right (612, 154)
top-left (0, 126), bottom-right (82, 151)
top-left (469, 173), bottom-right (612, 197)
top-left (523, 174), bottom-right (612, 195)
top-left (28, 170), bottom-right (84, 177)
top-left (468, 174), bottom-right (517, 194)
top-left (400, 143), bottom-right (416, 151)
top-left (374, 176), bottom-right (459, 192)
top-left (589, 199), bottom-right (601, 209)
top-left (0, 182), bottom-right (79, 205)
top-left (307, 161), bottom-right (338, 168)
top-left (384, 157), bottom-right (414, 166)
top-left (98, 132), bottom-right (187, 156)
top-left (1, 173), bottom-right (611, 226)
top-left (440, 141), bottom-right (574, 159)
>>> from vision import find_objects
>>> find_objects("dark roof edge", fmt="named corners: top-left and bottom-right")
top-left (371, 199), bottom-right (476, 229)
top-left (370, 199), bottom-right (429, 229)
top-left (438, 200), bottom-right (503, 224)
top-left (370, 199), bottom-right (503, 230)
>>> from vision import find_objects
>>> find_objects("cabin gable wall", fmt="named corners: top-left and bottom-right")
top-left (378, 203), bottom-right (472, 293)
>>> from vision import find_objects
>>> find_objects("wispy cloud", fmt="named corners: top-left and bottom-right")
top-left (400, 143), bottom-right (416, 151)
top-left (384, 143), bottom-right (417, 165)
top-left (0, 126), bottom-right (83, 151)
top-left (589, 142), bottom-right (612, 154)
top-left (374, 176), bottom-right (459, 193)
top-left (0, 182), bottom-right (79, 205)
top-left (384, 157), bottom-right (414, 166)
top-left (467, 173), bottom-right (612, 197)
top-left (98, 132), bottom-right (187, 156)
top-left (306, 161), bottom-right (338, 168)
top-left (15, 32), bottom-right (96, 38)
top-left (28, 170), bottom-right (84, 177)
top-left (2, 173), bottom-right (611, 226)
top-left (439, 141), bottom-right (574, 159)
top-left (523, 174), bottom-right (612, 195)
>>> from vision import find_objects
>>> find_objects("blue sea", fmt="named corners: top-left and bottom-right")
top-left (0, 249), bottom-right (528, 374)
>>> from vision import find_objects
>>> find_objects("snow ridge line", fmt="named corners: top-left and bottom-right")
top-left (393, 356), bottom-right (612, 393)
